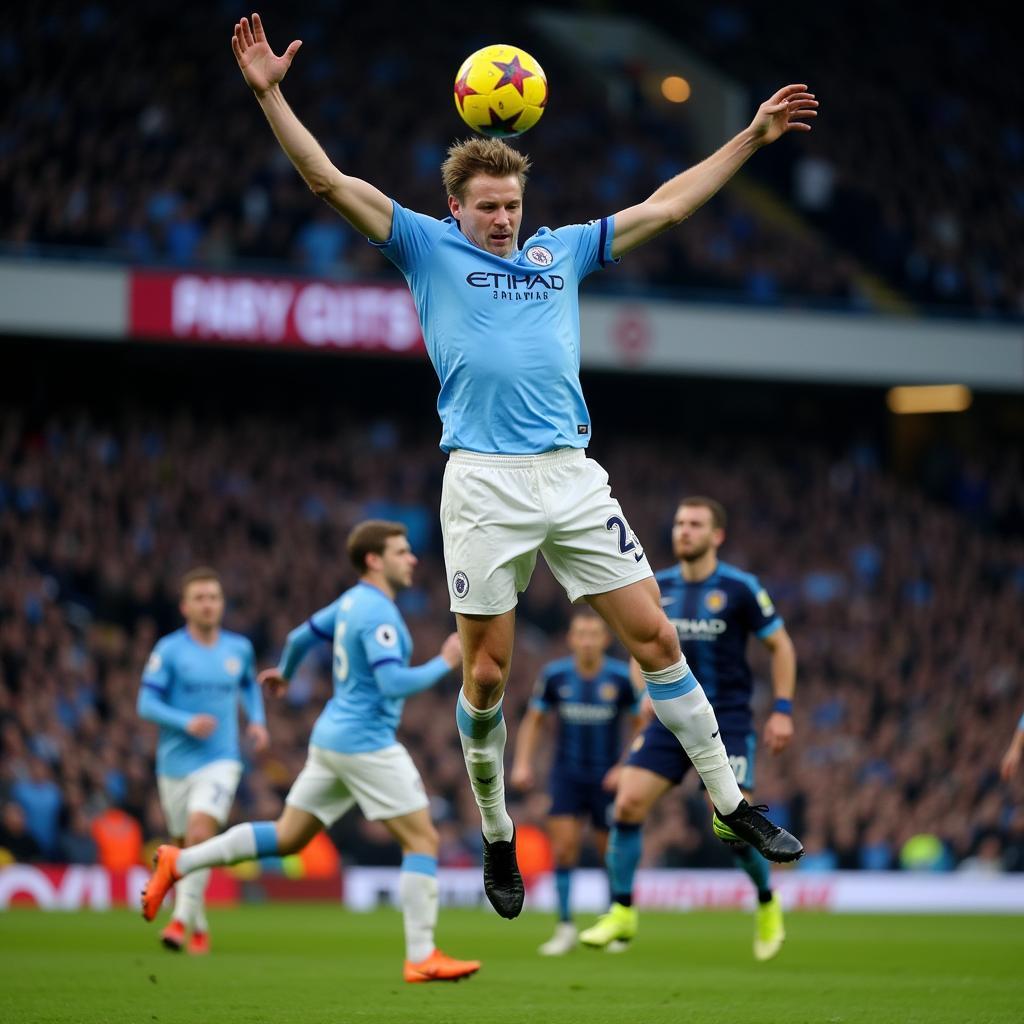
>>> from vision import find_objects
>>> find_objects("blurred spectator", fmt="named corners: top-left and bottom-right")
top-left (11, 758), bottom-right (63, 859)
top-left (91, 807), bottom-right (143, 871)
top-left (0, 801), bottom-right (43, 863)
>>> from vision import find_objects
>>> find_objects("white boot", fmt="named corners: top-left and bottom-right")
top-left (538, 921), bottom-right (578, 956)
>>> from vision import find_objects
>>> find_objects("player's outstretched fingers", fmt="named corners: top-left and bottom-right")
top-left (252, 12), bottom-right (266, 42)
top-left (240, 17), bottom-right (255, 48)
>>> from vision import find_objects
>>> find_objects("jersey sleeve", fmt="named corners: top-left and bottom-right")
top-left (141, 637), bottom-right (174, 692)
top-left (744, 577), bottom-right (784, 638)
top-left (621, 668), bottom-right (642, 715)
top-left (530, 668), bottom-right (557, 712)
top-left (551, 218), bottom-right (617, 279)
top-left (370, 199), bottom-right (449, 274)
top-left (359, 617), bottom-right (406, 671)
top-left (308, 601), bottom-right (339, 642)
top-left (239, 640), bottom-right (266, 726)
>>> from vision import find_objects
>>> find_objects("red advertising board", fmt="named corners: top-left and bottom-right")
top-left (129, 271), bottom-right (426, 356)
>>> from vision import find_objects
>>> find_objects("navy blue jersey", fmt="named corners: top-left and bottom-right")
top-left (531, 656), bottom-right (638, 779)
top-left (656, 561), bottom-right (783, 735)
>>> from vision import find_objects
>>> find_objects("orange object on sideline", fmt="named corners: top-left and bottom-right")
top-left (91, 808), bottom-right (143, 872)
top-left (513, 823), bottom-right (553, 879)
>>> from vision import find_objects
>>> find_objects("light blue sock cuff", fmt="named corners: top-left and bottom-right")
top-left (456, 690), bottom-right (504, 739)
top-left (402, 853), bottom-right (438, 877)
top-left (252, 821), bottom-right (279, 858)
top-left (644, 670), bottom-right (697, 701)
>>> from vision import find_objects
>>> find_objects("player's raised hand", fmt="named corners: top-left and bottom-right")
top-left (440, 632), bottom-right (463, 669)
top-left (748, 84), bottom-right (818, 146)
top-left (258, 667), bottom-right (289, 697)
top-left (763, 711), bottom-right (794, 755)
top-left (232, 13), bottom-right (302, 96)
top-left (510, 761), bottom-right (535, 791)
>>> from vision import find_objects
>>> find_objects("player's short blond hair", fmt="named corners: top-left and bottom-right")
top-left (180, 566), bottom-right (221, 598)
top-left (441, 138), bottom-right (532, 202)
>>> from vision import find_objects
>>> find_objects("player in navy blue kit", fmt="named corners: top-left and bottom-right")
top-left (228, 14), bottom-right (810, 920)
top-left (581, 498), bottom-right (797, 960)
top-left (511, 609), bottom-right (639, 955)
top-left (142, 521), bottom-right (480, 983)
top-left (137, 567), bottom-right (268, 954)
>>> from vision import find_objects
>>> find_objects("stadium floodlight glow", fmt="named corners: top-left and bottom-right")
top-left (886, 384), bottom-right (973, 414)
top-left (661, 76), bottom-right (691, 103)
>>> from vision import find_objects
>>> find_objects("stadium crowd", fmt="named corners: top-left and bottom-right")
top-left (1, 401), bottom-right (1022, 873)
top-left (5, 0), bottom-right (991, 315)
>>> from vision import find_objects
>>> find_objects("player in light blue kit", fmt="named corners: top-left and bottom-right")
top-left (142, 521), bottom-right (480, 983)
top-left (137, 566), bottom-right (268, 954)
top-left (226, 14), bottom-right (812, 919)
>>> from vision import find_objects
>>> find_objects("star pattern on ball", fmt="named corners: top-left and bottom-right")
top-left (491, 55), bottom-right (534, 96)
top-left (486, 107), bottom-right (523, 135)
top-left (454, 70), bottom-right (478, 112)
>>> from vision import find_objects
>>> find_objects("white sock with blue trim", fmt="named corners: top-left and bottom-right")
top-left (643, 658), bottom-right (742, 815)
top-left (177, 821), bottom-right (278, 874)
top-left (456, 689), bottom-right (514, 843)
top-left (400, 853), bottom-right (439, 963)
top-left (171, 867), bottom-right (210, 929)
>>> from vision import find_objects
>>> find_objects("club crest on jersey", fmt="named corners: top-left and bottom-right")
top-left (375, 624), bottom-right (398, 648)
top-left (525, 245), bottom-right (553, 267)
top-left (452, 571), bottom-right (470, 599)
top-left (224, 656), bottom-right (242, 675)
top-left (704, 589), bottom-right (728, 613)
top-left (599, 682), bottom-right (619, 703)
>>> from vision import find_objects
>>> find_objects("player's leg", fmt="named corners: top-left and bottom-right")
top-left (580, 766), bottom-right (670, 949)
top-left (587, 580), bottom-right (802, 862)
top-left (538, 814), bottom-right (582, 955)
top-left (455, 609), bottom-right (525, 919)
top-left (170, 811), bottom-right (217, 951)
top-left (154, 773), bottom-right (190, 947)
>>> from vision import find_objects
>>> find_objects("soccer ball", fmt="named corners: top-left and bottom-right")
top-left (453, 44), bottom-right (547, 138)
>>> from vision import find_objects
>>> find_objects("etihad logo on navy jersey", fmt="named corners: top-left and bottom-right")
top-left (671, 617), bottom-right (728, 640)
top-left (465, 270), bottom-right (565, 303)
top-left (558, 702), bottom-right (618, 725)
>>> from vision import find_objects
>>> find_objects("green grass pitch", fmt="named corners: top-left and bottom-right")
top-left (1, 905), bottom-right (1021, 1023)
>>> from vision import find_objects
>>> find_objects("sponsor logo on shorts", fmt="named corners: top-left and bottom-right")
top-left (452, 571), bottom-right (470, 599)
top-left (630, 734), bottom-right (645, 753)
top-left (525, 245), bottom-right (553, 267)
top-left (704, 589), bottom-right (728, 613)
top-left (375, 624), bottom-right (399, 648)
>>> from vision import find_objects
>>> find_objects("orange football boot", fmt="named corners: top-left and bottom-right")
top-left (403, 949), bottom-right (481, 983)
top-left (141, 845), bottom-right (182, 922)
top-left (188, 931), bottom-right (210, 956)
top-left (160, 918), bottom-right (186, 951)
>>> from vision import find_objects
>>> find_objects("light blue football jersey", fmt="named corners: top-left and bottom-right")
top-left (373, 202), bottom-right (616, 454)
top-left (306, 581), bottom-right (415, 754)
top-left (141, 629), bottom-right (263, 777)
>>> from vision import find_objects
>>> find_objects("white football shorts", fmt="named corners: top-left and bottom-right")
top-left (440, 447), bottom-right (653, 615)
top-left (285, 743), bottom-right (429, 826)
top-left (157, 758), bottom-right (243, 838)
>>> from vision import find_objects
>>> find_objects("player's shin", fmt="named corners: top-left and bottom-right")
top-left (642, 661), bottom-right (743, 815)
top-left (176, 821), bottom-right (279, 874)
top-left (606, 822), bottom-right (642, 907)
top-left (555, 867), bottom-right (572, 922)
top-left (400, 854), bottom-right (439, 964)
top-left (733, 844), bottom-right (773, 902)
top-left (456, 689), bottom-right (514, 843)
top-left (171, 868), bottom-right (210, 929)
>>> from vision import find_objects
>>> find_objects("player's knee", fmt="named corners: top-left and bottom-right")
top-left (613, 791), bottom-right (649, 824)
top-left (466, 650), bottom-right (506, 694)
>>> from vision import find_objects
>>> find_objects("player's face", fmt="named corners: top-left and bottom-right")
top-left (448, 174), bottom-right (523, 258)
top-left (567, 616), bottom-right (610, 662)
top-left (672, 505), bottom-right (723, 562)
top-left (180, 580), bottom-right (224, 630)
top-left (379, 535), bottom-right (418, 591)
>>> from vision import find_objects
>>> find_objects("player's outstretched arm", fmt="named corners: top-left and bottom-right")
top-left (510, 707), bottom-right (545, 791)
top-left (611, 84), bottom-right (818, 258)
top-left (1000, 714), bottom-right (1024, 781)
top-left (232, 13), bottom-right (392, 241)
top-left (762, 626), bottom-right (796, 755)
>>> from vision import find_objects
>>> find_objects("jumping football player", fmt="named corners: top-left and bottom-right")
top-left (228, 13), bottom-right (812, 918)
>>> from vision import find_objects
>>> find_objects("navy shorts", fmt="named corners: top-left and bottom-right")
top-left (624, 717), bottom-right (757, 791)
top-left (548, 774), bottom-right (613, 831)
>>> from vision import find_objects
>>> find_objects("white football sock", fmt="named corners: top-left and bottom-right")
top-left (644, 659), bottom-right (743, 815)
top-left (177, 821), bottom-right (277, 874)
top-left (171, 867), bottom-right (210, 930)
top-left (400, 856), bottom-right (439, 963)
top-left (456, 689), bottom-right (514, 843)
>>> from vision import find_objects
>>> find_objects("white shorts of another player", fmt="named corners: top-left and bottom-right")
top-left (441, 447), bottom-right (653, 615)
top-left (157, 759), bottom-right (243, 837)
top-left (285, 744), bottom-right (429, 827)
